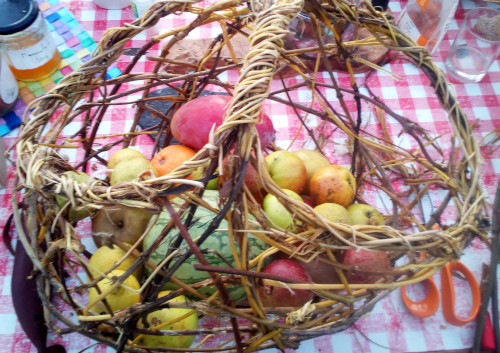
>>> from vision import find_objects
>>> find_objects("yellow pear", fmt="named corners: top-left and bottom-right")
top-left (138, 291), bottom-right (198, 349)
top-left (88, 244), bottom-right (143, 281)
top-left (108, 148), bottom-right (147, 169)
top-left (88, 269), bottom-right (140, 313)
top-left (109, 157), bottom-right (157, 185)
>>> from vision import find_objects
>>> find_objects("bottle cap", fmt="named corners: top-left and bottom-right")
top-left (0, 0), bottom-right (39, 35)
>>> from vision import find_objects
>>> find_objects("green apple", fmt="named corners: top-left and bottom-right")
top-left (292, 149), bottom-right (330, 194)
top-left (138, 291), bottom-right (198, 349)
top-left (313, 203), bottom-right (353, 225)
top-left (55, 171), bottom-right (96, 222)
top-left (265, 151), bottom-right (307, 194)
top-left (92, 204), bottom-right (153, 247)
top-left (347, 204), bottom-right (384, 225)
top-left (192, 166), bottom-right (218, 190)
top-left (263, 189), bottom-right (304, 233)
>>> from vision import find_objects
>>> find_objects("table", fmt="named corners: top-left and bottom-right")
top-left (0, 0), bottom-right (499, 352)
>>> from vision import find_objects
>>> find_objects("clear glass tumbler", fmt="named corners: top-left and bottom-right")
top-left (445, 7), bottom-right (500, 83)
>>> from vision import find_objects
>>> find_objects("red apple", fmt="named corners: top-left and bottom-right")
top-left (342, 249), bottom-right (390, 284)
top-left (258, 259), bottom-right (314, 307)
top-left (221, 154), bottom-right (263, 194)
top-left (265, 151), bottom-right (307, 194)
top-left (309, 164), bottom-right (356, 207)
top-left (300, 195), bottom-right (314, 207)
top-left (243, 162), bottom-right (263, 194)
top-left (300, 256), bottom-right (341, 285)
top-left (171, 95), bottom-right (275, 151)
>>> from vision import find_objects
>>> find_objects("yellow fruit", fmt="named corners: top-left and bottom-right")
top-left (108, 148), bottom-right (147, 169)
top-left (109, 157), bottom-right (158, 185)
top-left (138, 290), bottom-right (198, 349)
top-left (88, 244), bottom-right (143, 281)
top-left (88, 269), bottom-right (141, 313)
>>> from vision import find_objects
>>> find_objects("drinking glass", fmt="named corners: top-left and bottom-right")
top-left (445, 7), bottom-right (500, 83)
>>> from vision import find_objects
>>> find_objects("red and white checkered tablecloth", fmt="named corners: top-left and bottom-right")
top-left (0, 0), bottom-right (499, 352)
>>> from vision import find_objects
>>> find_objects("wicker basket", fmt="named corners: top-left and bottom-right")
top-left (10, 0), bottom-right (489, 351)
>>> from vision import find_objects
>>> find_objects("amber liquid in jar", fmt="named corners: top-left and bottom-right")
top-left (9, 50), bottom-right (60, 81)
top-left (1, 12), bottom-right (60, 82)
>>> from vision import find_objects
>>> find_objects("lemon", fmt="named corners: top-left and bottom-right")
top-left (137, 290), bottom-right (198, 348)
top-left (88, 269), bottom-right (141, 313)
top-left (88, 244), bottom-right (143, 281)
top-left (109, 157), bottom-right (158, 185)
top-left (108, 148), bottom-right (147, 169)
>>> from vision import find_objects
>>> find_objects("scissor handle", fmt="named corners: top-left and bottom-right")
top-left (401, 276), bottom-right (440, 318)
top-left (441, 261), bottom-right (481, 326)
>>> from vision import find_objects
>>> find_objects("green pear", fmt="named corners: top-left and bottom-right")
top-left (108, 148), bottom-right (147, 169)
top-left (109, 157), bottom-right (157, 185)
top-left (91, 204), bottom-right (153, 248)
top-left (263, 189), bottom-right (304, 233)
top-left (55, 171), bottom-right (95, 222)
top-left (138, 291), bottom-right (198, 348)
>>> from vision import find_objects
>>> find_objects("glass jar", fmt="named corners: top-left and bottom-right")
top-left (0, 53), bottom-right (18, 116)
top-left (0, 0), bottom-right (60, 81)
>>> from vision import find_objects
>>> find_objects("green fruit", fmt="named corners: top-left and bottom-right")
top-left (138, 291), bottom-right (198, 349)
top-left (262, 189), bottom-right (304, 233)
top-left (143, 190), bottom-right (268, 302)
top-left (192, 166), bottom-right (218, 190)
top-left (109, 157), bottom-right (157, 185)
top-left (314, 203), bottom-right (353, 225)
top-left (205, 175), bottom-right (219, 190)
top-left (108, 148), bottom-right (147, 169)
top-left (55, 171), bottom-right (95, 222)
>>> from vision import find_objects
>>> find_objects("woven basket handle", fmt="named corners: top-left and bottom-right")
top-left (212, 0), bottom-right (304, 159)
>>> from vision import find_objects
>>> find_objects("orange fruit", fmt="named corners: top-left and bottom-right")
top-left (309, 165), bottom-right (356, 207)
top-left (151, 145), bottom-right (197, 177)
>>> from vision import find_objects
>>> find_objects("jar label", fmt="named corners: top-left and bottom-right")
top-left (6, 34), bottom-right (58, 71)
top-left (131, 0), bottom-right (155, 18)
top-left (0, 58), bottom-right (19, 105)
top-left (416, 0), bottom-right (429, 10)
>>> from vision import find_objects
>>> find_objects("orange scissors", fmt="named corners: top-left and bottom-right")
top-left (401, 260), bottom-right (481, 326)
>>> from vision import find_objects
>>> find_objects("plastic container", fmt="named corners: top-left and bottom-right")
top-left (0, 0), bottom-right (61, 82)
top-left (0, 53), bottom-right (18, 116)
top-left (397, 0), bottom-right (459, 54)
top-left (131, 0), bottom-right (157, 18)
top-left (93, 0), bottom-right (130, 10)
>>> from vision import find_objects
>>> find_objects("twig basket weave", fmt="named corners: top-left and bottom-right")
top-left (11, 0), bottom-right (489, 351)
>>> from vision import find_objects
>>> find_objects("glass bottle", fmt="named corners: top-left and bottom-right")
top-left (0, 0), bottom-right (61, 81)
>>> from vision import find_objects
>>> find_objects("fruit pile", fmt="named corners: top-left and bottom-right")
top-left (70, 94), bottom-right (398, 351)
top-left (11, 0), bottom-right (487, 351)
